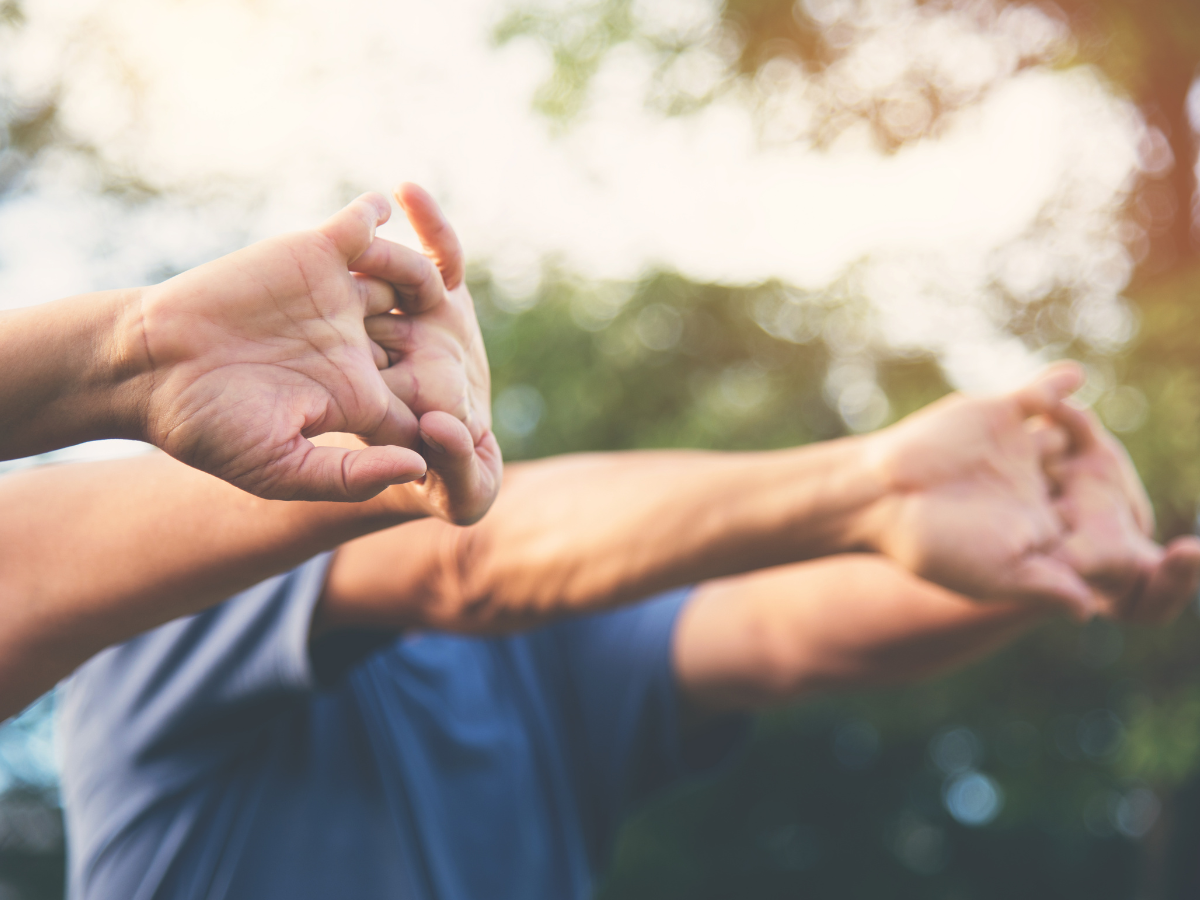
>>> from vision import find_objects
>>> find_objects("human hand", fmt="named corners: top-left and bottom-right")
top-left (863, 363), bottom-right (1097, 618)
top-left (364, 183), bottom-right (501, 525)
top-left (1041, 404), bottom-right (1200, 624)
top-left (130, 193), bottom-right (458, 502)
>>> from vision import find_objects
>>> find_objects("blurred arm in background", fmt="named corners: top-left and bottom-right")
top-left (671, 549), bottom-right (1196, 720)
top-left (317, 367), bottom-right (1200, 636)
top-left (674, 555), bottom-right (1047, 715)
top-left (0, 183), bottom-right (500, 514)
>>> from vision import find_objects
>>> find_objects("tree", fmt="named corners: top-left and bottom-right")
top-left (498, 0), bottom-right (1200, 283)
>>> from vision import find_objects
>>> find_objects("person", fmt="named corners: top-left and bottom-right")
top-left (0, 183), bottom-right (500, 509)
top-left (0, 353), bottom-right (1191, 717)
top-left (5, 196), bottom-right (1183, 718)
top-left (41, 358), bottom-right (1200, 897)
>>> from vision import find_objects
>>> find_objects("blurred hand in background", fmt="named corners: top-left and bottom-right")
top-left (1041, 404), bottom-right (1200, 624)
top-left (861, 362), bottom-right (1200, 622)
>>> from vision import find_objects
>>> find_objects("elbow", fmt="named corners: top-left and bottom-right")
top-left (735, 610), bottom-right (825, 706)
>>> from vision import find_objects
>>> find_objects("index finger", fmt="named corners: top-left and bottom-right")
top-left (396, 182), bottom-right (465, 291)
top-left (351, 237), bottom-right (447, 315)
top-left (1010, 361), bottom-right (1085, 417)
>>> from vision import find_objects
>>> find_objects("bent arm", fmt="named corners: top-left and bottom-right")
top-left (316, 443), bottom-right (889, 635)
top-left (672, 555), bottom-right (1045, 715)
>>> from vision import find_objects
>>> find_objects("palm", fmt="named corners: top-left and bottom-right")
top-left (869, 381), bottom-right (1088, 614)
top-left (1046, 408), bottom-right (1200, 623)
top-left (141, 229), bottom-right (408, 499)
top-left (362, 181), bottom-right (503, 526)
top-left (370, 275), bottom-right (500, 526)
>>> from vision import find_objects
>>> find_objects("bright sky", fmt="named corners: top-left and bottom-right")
top-left (0, 0), bottom-right (1142, 397)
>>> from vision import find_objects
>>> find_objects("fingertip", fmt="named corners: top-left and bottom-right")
top-left (394, 182), bottom-right (428, 209)
top-left (319, 192), bottom-right (393, 263)
top-left (1045, 359), bottom-right (1085, 391)
top-left (392, 182), bottom-right (464, 290)
top-left (1018, 361), bottom-right (1084, 414)
top-left (345, 445), bottom-right (428, 498)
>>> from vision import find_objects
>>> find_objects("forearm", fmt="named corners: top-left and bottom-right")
top-left (0, 290), bottom-right (149, 459)
top-left (0, 452), bottom-right (420, 716)
top-left (320, 443), bottom-right (889, 633)
top-left (673, 555), bottom-right (1046, 714)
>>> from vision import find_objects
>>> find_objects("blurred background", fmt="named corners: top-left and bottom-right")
top-left (2, 0), bottom-right (1200, 897)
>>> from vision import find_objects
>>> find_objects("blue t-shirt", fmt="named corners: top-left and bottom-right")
top-left (58, 555), bottom-right (745, 900)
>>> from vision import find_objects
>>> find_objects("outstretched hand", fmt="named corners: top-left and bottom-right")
top-left (132, 188), bottom-right (500, 519)
top-left (865, 363), bottom-right (1098, 618)
top-left (366, 184), bottom-right (502, 526)
top-left (1041, 404), bottom-right (1200, 624)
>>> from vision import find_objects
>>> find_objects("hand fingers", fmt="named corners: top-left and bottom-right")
top-left (1028, 418), bottom-right (1069, 465)
top-left (1010, 554), bottom-right (1098, 622)
top-left (1050, 403), bottom-right (1155, 536)
top-left (416, 411), bottom-right (498, 525)
top-left (356, 391), bottom-right (422, 450)
top-left (396, 182), bottom-right (465, 291)
top-left (350, 238), bottom-right (446, 314)
top-left (317, 192), bottom-right (391, 264)
top-left (365, 310), bottom-right (416, 351)
top-left (355, 273), bottom-right (399, 317)
top-left (1010, 361), bottom-right (1085, 418)
top-left (356, 276), bottom-right (401, 368)
top-left (1044, 399), bottom-right (1097, 454)
top-left (275, 442), bottom-right (427, 502)
top-left (1133, 536), bottom-right (1200, 624)
top-left (369, 339), bottom-right (390, 370)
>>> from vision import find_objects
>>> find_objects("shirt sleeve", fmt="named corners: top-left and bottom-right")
top-left (59, 553), bottom-right (333, 820)
top-left (549, 589), bottom-right (750, 848)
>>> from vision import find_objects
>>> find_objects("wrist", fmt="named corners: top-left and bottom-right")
top-left (102, 286), bottom-right (157, 441)
top-left (837, 430), bottom-right (905, 556)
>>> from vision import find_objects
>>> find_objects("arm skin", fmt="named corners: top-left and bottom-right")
top-left (0, 184), bottom-right (500, 517)
top-left (673, 547), bottom-right (1200, 719)
top-left (0, 450), bottom-right (437, 717)
top-left (315, 446), bottom-right (892, 636)
top-left (0, 364), bottom-right (1188, 717)
top-left (672, 556), bottom-right (1048, 715)
top-left (314, 389), bottom-right (1199, 637)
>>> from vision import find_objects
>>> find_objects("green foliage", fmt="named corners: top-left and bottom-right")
top-left (1115, 264), bottom-right (1200, 536)
top-left (477, 263), bottom-right (1200, 898)
top-left (493, 0), bottom-right (639, 123)
top-left (473, 265), bottom-right (954, 462)
top-left (0, 1), bottom-right (22, 27)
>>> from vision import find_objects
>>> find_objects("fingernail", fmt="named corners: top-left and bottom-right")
top-left (389, 472), bottom-right (424, 486)
top-left (421, 431), bottom-right (446, 455)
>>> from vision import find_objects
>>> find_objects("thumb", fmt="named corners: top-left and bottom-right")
top-left (276, 442), bottom-right (427, 502)
top-left (1010, 554), bottom-right (1099, 622)
top-left (1011, 361), bottom-right (1084, 417)
top-left (317, 192), bottom-right (392, 265)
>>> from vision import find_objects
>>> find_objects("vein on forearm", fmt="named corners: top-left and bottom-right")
top-left (394, 441), bottom-right (888, 633)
